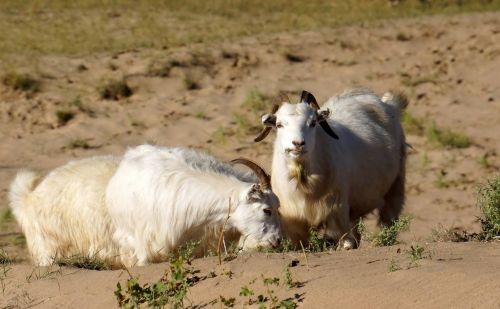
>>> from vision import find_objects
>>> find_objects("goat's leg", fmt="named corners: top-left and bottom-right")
top-left (324, 197), bottom-right (357, 249)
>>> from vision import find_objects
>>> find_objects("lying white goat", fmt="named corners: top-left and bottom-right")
top-left (9, 156), bottom-right (121, 266)
top-left (106, 145), bottom-right (281, 267)
top-left (9, 146), bottom-right (280, 267)
top-left (254, 89), bottom-right (407, 248)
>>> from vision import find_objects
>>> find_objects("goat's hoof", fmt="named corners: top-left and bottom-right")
top-left (341, 239), bottom-right (356, 250)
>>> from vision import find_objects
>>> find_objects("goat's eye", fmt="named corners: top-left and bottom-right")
top-left (263, 209), bottom-right (272, 216)
top-left (276, 123), bottom-right (283, 129)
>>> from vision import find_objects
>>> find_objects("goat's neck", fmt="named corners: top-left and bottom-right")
top-left (272, 132), bottom-right (335, 200)
top-left (180, 177), bottom-right (245, 234)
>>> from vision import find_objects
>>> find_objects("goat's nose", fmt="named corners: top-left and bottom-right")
top-left (292, 140), bottom-right (305, 147)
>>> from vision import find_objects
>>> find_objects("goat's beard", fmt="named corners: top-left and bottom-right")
top-left (287, 158), bottom-right (320, 195)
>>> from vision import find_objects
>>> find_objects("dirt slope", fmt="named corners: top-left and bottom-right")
top-left (0, 11), bottom-right (499, 309)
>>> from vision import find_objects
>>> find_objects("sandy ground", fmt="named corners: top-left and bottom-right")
top-left (0, 11), bottom-right (499, 308)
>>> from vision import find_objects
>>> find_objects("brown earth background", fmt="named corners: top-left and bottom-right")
top-left (0, 1), bottom-right (499, 308)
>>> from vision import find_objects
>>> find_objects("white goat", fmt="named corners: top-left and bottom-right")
top-left (9, 146), bottom-right (280, 267)
top-left (254, 89), bottom-right (407, 248)
top-left (9, 156), bottom-right (121, 266)
top-left (105, 145), bottom-right (281, 267)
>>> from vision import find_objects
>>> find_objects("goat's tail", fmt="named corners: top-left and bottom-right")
top-left (9, 169), bottom-right (40, 216)
top-left (381, 91), bottom-right (409, 114)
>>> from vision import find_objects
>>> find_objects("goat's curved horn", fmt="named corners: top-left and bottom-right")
top-left (254, 92), bottom-right (289, 142)
top-left (231, 158), bottom-right (271, 190)
top-left (320, 121), bottom-right (339, 139)
top-left (300, 90), bottom-right (320, 109)
top-left (254, 127), bottom-right (272, 142)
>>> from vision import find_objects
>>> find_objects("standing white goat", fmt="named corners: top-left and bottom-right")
top-left (106, 145), bottom-right (281, 267)
top-left (254, 89), bottom-right (407, 248)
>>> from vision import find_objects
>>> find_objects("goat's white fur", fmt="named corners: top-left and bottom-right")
top-left (106, 145), bottom-right (281, 267)
top-left (266, 89), bottom-right (407, 248)
top-left (9, 145), bottom-right (281, 268)
top-left (9, 156), bottom-right (121, 266)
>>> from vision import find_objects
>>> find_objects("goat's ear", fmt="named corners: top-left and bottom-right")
top-left (317, 109), bottom-right (330, 122)
top-left (246, 184), bottom-right (262, 202)
top-left (317, 109), bottom-right (339, 140)
top-left (262, 114), bottom-right (276, 127)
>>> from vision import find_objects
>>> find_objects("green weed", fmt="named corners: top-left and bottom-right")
top-left (372, 216), bottom-right (411, 247)
top-left (477, 176), bottom-right (500, 240)
top-left (56, 254), bottom-right (110, 270)
top-left (425, 123), bottom-right (470, 148)
top-left (1, 72), bottom-right (40, 93)
top-left (98, 79), bottom-right (132, 100)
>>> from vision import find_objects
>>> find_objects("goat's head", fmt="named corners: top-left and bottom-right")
top-left (255, 90), bottom-right (339, 160)
top-left (230, 158), bottom-right (282, 250)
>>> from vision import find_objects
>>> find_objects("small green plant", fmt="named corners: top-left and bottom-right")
top-left (372, 216), bottom-right (410, 247)
top-left (425, 123), bottom-right (470, 148)
top-left (477, 176), bottom-right (500, 240)
top-left (284, 52), bottom-right (305, 63)
top-left (0, 209), bottom-right (14, 229)
top-left (1, 72), bottom-right (40, 93)
top-left (55, 110), bottom-right (75, 125)
top-left (283, 266), bottom-right (300, 289)
top-left (0, 250), bottom-right (13, 265)
top-left (56, 254), bottom-right (110, 270)
top-left (401, 74), bottom-right (437, 88)
top-left (401, 111), bottom-right (425, 136)
top-left (395, 32), bottom-right (412, 41)
top-left (1, 265), bottom-right (12, 295)
top-left (387, 259), bottom-right (401, 272)
top-left (98, 79), bottom-right (132, 100)
top-left (183, 73), bottom-right (200, 90)
top-left (115, 255), bottom-right (198, 309)
top-left (478, 153), bottom-right (492, 169)
top-left (431, 224), bottom-right (473, 242)
top-left (176, 240), bottom-right (200, 263)
top-left (408, 244), bottom-right (425, 264)
top-left (243, 89), bottom-right (270, 113)
top-left (307, 229), bottom-right (335, 252)
top-left (219, 295), bottom-right (236, 307)
top-left (67, 138), bottom-right (91, 149)
top-left (194, 111), bottom-right (207, 119)
top-left (25, 266), bottom-right (63, 283)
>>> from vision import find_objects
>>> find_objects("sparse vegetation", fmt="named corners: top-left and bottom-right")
top-left (56, 254), bottom-right (110, 270)
top-left (195, 111), bottom-right (207, 120)
top-left (407, 244), bottom-right (425, 266)
top-left (243, 89), bottom-right (270, 113)
top-left (1, 0), bottom-right (498, 67)
top-left (98, 79), bottom-right (132, 100)
top-left (1, 72), bottom-right (40, 93)
top-left (401, 74), bottom-right (438, 88)
top-left (183, 73), bottom-right (200, 90)
top-left (115, 255), bottom-right (199, 309)
top-left (0, 250), bottom-right (13, 265)
top-left (55, 110), bottom-right (75, 125)
top-left (25, 266), bottom-right (63, 283)
top-left (431, 224), bottom-right (475, 242)
top-left (396, 32), bottom-right (412, 41)
top-left (306, 229), bottom-right (336, 253)
top-left (0, 209), bottom-right (14, 229)
top-left (425, 123), bottom-right (470, 148)
top-left (67, 138), bottom-right (91, 149)
top-left (401, 111), bottom-right (425, 136)
top-left (372, 216), bottom-right (411, 247)
top-left (284, 52), bottom-right (306, 63)
top-left (388, 259), bottom-right (401, 272)
top-left (477, 176), bottom-right (500, 240)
